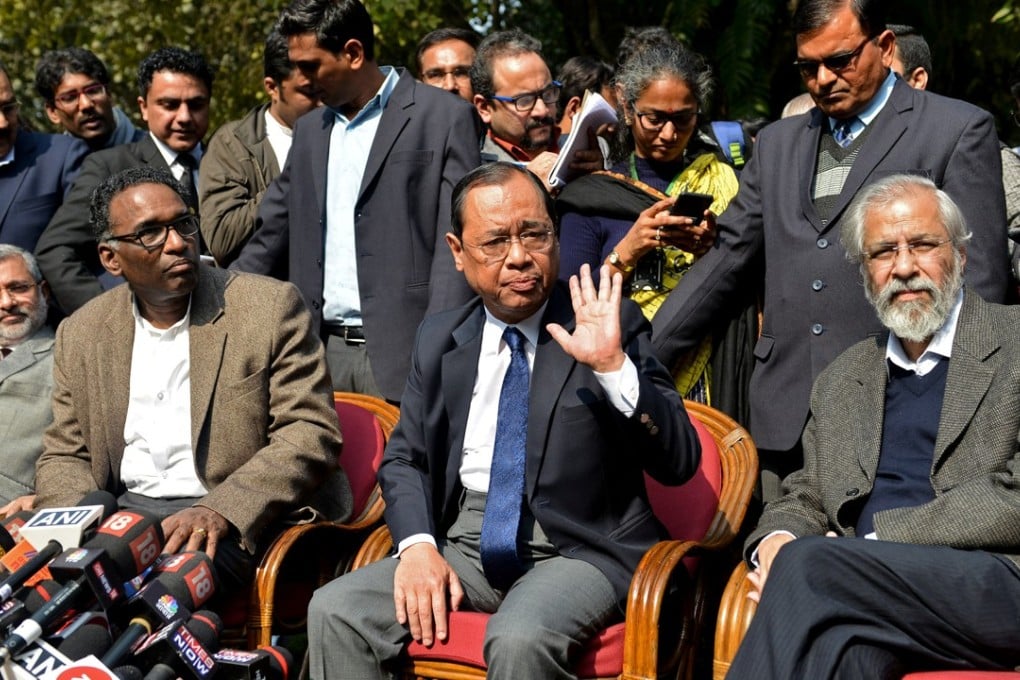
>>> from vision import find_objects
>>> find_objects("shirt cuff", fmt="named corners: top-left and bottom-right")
top-left (749, 530), bottom-right (796, 568)
top-left (594, 356), bottom-right (640, 417)
top-left (395, 533), bottom-right (436, 557)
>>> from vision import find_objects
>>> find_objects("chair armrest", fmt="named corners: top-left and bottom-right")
top-left (622, 538), bottom-right (704, 680)
top-left (248, 520), bottom-right (381, 647)
top-left (351, 524), bottom-right (395, 570)
top-left (712, 561), bottom-right (756, 680)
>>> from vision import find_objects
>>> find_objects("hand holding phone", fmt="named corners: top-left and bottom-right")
top-left (668, 192), bottom-right (714, 218)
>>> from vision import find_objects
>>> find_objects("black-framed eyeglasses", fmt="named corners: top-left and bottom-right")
top-left (793, 35), bottom-right (875, 79)
top-left (105, 214), bottom-right (200, 250)
top-left (53, 83), bottom-right (108, 110)
top-left (490, 81), bottom-right (561, 112)
top-left (0, 281), bottom-right (39, 298)
top-left (0, 100), bottom-right (19, 120)
top-left (634, 108), bottom-right (699, 132)
top-left (465, 228), bottom-right (555, 262)
top-left (864, 237), bottom-right (952, 267)
top-left (423, 67), bottom-right (471, 84)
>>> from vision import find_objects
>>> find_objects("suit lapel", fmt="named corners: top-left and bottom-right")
top-left (845, 336), bottom-right (888, 482)
top-left (525, 286), bottom-right (576, 494)
top-left (0, 134), bottom-right (36, 230)
top-left (442, 304), bottom-right (485, 496)
top-left (188, 267), bottom-right (227, 453)
top-left (799, 111), bottom-right (827, 233)
top-left (933, 292), bottom-right (997, 470)
top-left (99, 288), bottom-right (136, 484)
top-left (311, 109), bottom-right (333, 223)
top-left (0, 327), bottom-right (54, 382)
top-left (359, 71), bottom-right (413, 200)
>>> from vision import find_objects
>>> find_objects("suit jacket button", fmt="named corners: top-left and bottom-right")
top-left (846, 488), bottom-right (859, 496)
top-left (817, 237), bottom-right (829, 248)
top-left (811, 323), bottom-right (824, 335)
top-left (649, 425), bottom-right (660, 435)
top-left (640, 413), bottom-right (650, 424)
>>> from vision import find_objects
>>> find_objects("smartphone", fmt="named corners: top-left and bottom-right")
top-left (669, 192), bottom-right (714, 218)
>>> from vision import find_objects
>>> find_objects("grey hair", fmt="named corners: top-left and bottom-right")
top-left (0, 244), bottom-right (43, 282)
top-left (615, 41), bottom-right (713, 113)
top-left (841, 174), bottom-right (971, 264)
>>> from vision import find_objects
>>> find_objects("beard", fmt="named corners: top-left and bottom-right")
top-left (519, 116), bottom-right (555, 152)
top-left (0, 295), bottom-right (48, 345)
top-left (865, 254), bottom-right (963, 344)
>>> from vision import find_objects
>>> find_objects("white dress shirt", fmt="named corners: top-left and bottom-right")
top-left (264, 108), bottom-right (294, 170)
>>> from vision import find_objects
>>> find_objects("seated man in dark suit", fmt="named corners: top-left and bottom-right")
top-left (308, 162), bottom-right (701, 679)
top-left (35, 47), bottom-right (212, 315)
top-left (728, 174), bottom-right (1020, 679)
top-left (33, 166), bottom-right (351, 592)
top-left (0, 59), bottom-right (87, 252)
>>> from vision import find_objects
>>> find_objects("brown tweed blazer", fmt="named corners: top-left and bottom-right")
top-left (746, 289), bottom-right (1020, 569)
top-left (35, 264), bottom-right (351, 551)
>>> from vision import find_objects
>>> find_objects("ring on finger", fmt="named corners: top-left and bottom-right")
top-left (656, 226), bottom-right (662, 241)
top-left (192, 527), bottom-right (208, 538)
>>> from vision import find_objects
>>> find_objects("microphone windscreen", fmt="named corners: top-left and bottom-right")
top-left (1, 511), bottom-right (34, 541)
top-left (114, 665), bottom-right (144, 680)
top-left (188, 609), bottom-right (222, 652)
top-left (22, 579), bottom-right (62, 613)
top-left (56, 621), bottom-right (112, 660)
top-left (76, 490), bottom-right (119, 520)
top-left (260, 644), bottom-right (294, 679)
top-left (88, 510), bottom-right (165, 578)
top-left (148, 552), bottom-right (217, 609)
top-left (0, 526), bottom-right (15, 554)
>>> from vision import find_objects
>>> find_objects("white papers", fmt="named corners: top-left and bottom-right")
top-left (547, 90), bottom-right (618, 189)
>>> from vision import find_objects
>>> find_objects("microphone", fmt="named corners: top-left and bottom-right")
top-left (18, 490), bottom-right (118, 552)
top-left (0, 579), bottom-right (62, 636)
top-left (134, 610), bottom-right (221, 679)
top-left (0, 509), bottom-right (164, 661)
top-left (56, 621), bottom-right (113, 660)
top-left (2, 511), bottom-right (35, 542)
top-left (114, 666), bottom-right (144, 680)
top-left (102, 552), bottom-right (217, 668)
top-left (214, 645), bottom-right (294, 679)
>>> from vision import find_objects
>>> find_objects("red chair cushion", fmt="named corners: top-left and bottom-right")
top-left (334, 400), bottom-right (386, 520)
top-left (406, 613), bottom-right (626, 677)
top-left (903, 673), bottom-right (1020, 679)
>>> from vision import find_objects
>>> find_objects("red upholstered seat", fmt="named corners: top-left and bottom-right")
top-left (903, 673), bottom-right (1020, 679)
top-left (352, 400), bottom-right (758, 679)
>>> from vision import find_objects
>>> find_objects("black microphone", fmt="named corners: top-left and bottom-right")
top-left (56, 621), bottom-right (113, 660)
top-left (0, 579), bottom-right (62, 635)
top-left (102, 552), bottom-right (217, 668)
top-left (114, 666), bottom-right (144, 680)
top-left (0, 509), bottom-right (164, 661)
top-left (214, 644), bottom-right (294, 679)
top-left (135, 610), bottom-right (221, 679)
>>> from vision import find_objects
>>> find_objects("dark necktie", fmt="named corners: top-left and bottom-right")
top-left (833, 118), bottom-right (856, 148)
top-left (480, 326), bottom-right (530, 591)
top-left (176, 153), bottom-right (199, 213)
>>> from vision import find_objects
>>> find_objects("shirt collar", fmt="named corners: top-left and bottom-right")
top-left (332, 66), bottom-right (398, 126)
top-left (828, 68), bottom-right (897, 136)
top-left (264, 108), bottom-right (293, 137)
top-left (482, 301), bottom-right (549, 351)
top-left (131, 294), bottom-right (193, 339)
top-left (148, 131), bottom-right (202, 169)
top-left (0, 144), bottom-right (14, 169)
top-left (885, 286), bottom-right (964, 375)
top-left (487, 126), bottom-right (561, 163)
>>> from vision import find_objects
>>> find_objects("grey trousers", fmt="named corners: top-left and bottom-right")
top-left (325, 335), bottom-right (382, 398)
top-left (308, 491), bottom-right (620, 679)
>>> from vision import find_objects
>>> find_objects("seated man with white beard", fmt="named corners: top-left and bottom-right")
top-left (726, 174), bottom-right (1020, 679)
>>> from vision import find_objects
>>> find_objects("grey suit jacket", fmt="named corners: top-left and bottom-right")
top-left (232, 69), bottom-right (482, 401)
top-left (35, 135), bottom-right (184, 315)
top-left (0, 132), bottom-right (87, 252)
top-left (746, 290), bottom-right (1020, 569)
top-left (0, 328), bottom-right (54, 503)
top-left (651, 77), bottom-right (1010, 451)
top-left (35, 265), bottom-right (351, 551)
top-left (199, 104), bottom-right (279, 266)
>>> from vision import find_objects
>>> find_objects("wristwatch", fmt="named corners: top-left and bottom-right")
top-left (608, 250), bottom-right (635, 273)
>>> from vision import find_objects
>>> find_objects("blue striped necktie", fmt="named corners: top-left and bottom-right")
top-left (833, 118), bottom-right (857, 148)
top-left (480, 326), bottom-right (529, 590)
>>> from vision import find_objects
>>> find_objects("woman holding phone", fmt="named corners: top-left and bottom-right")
top-left (557, 40), bottom-right (746, 407)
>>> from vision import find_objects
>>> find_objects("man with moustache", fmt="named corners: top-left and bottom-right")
top-left (33, 166), bottom-right (350, 592)
top-left (726, 174), bottom-right (1020, 679)
top-left (307, 163), bottom-right (699, 679)
top-left (472, 29), bottom-right (602, 191)
top-left (36, 47), bottom-right (213, 315)
top-left (0, 245), bottom-right (55, 508)
top-left (0, 60), bottom-right (87, 252)
top-left (35, 47), bottom-right (144, 152)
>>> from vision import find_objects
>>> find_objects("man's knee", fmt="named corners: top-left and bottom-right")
top-left (483, 612), bottom-right (557, 667)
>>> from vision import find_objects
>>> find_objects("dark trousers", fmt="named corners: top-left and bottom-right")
top-left (727, 536), bottom-right (1020, 680)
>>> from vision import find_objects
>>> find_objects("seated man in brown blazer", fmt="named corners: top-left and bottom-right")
top-left (32, 166), bottom-right (351, 591)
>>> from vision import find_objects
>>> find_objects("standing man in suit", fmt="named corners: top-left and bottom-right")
top-left (651, 0), bottom-right (1010, 502)
top-left (728, 175), bottom-right (1020, 679)
top-left (0, 60), bottom-right (87, 252)
top-left (0, 245), bottom-right (54, 507)
top-left (232, 0), bottom-right (481, 402)
top-left (199, 27), bottom-right (319, 266)
top-left (33, 167), bottom-right (351, 592)
top-left (35, 47), bottom-right (212, 315)
top-left (34, 47), bottom-right (144, 152)
top-left (308, 163), bottom-right (700, 679)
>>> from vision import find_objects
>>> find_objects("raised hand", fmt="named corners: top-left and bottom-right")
top-left (547, 263), bottom-right (627, 373)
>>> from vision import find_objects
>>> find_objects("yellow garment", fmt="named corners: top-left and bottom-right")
top-left (629, 153), bottom-right (739, 400)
